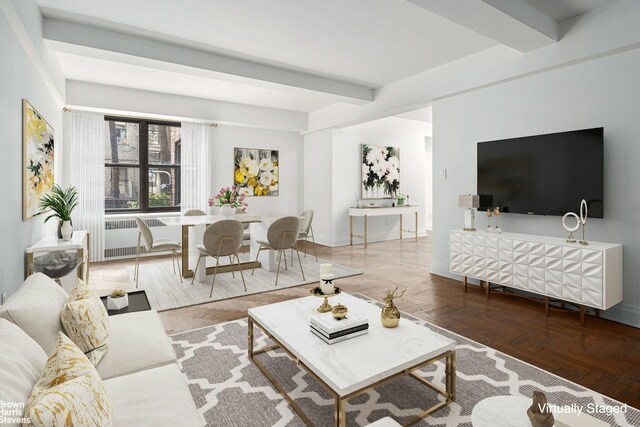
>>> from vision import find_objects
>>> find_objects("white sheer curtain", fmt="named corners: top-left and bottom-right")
top-left (69, 112), bottom-right (105, 262)
top-left (181, 122), bottom-right (211, 213)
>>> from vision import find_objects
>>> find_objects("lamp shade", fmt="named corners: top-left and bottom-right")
top-left (458, 195), bottom-right (479, 208)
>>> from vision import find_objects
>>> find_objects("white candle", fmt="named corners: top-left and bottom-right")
top-left (320, 263), bottom-right (333, 276)
top-left (320, 274), bottom-right (335, 295)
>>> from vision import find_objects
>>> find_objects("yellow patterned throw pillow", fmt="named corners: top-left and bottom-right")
top-left (60, 280), bottom-right (110, 365)
top-left (23, 332), bottom-right (112, 427)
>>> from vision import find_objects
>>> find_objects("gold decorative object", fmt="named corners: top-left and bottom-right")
top-left (310, 286), bottom-right (342, 313)
top-left (331, 304), bottom-right (348, 320)
top-left (486, 208), bottom-right (493, 230)
top-left (493, 207), bottom-right (501, 233)
top-left (381, 286), bottom-right (406, 328)
top-left (527, 391), bottom-right (555, 427)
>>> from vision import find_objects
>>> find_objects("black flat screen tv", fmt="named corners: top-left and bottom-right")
top-left (477, 127), bottom-right (604, 218)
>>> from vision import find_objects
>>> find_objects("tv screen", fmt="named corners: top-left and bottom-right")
top-left (477, 128), bottom-right (603, 218)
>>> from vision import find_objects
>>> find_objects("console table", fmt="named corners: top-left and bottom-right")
top-left (449, 229), bottom-right (623, 326)
top-left (26, 230), bottom-right (89, 283)
top-left (349, 206), bottom-right (418, 249)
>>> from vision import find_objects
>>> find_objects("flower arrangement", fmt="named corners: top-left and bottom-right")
top-left (234, 148), bottom-right (279, 196)
top-left (362, 144), bottom-right (400, 198)
top-left (109, 289), bottom-right (127, 298)
top-left (208, 185), bottom-right (248, 211)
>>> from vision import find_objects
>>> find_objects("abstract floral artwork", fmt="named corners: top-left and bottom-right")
top-left (23, 99), bottom-right (55, 220)
top-left (361, 144), bottom-right (400, 199)
top-left (234, 147), bottom-right (279, 196)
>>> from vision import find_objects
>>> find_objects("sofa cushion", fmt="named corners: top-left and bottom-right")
top-left (95, 310), bottom-right (176, 380)
top-left (23, 332), bottom-right (111, 427)
top-left (61, 281), bottom-right (110, 365)
top-left (0, 273), bottom-right (67, 355)
top-left (0, 319), bottom-right (48, 427)
top-left (104, 363), bottom-right (202, 427)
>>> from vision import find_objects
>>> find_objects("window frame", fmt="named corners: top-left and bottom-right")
top-left (104, 116), bottom-right (181, 214)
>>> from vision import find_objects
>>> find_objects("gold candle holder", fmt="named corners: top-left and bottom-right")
top-left (310, 286), bottom-right (342, 313)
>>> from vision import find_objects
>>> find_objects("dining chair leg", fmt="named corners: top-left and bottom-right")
top-left (171, 251), bottom-right (176, 274)
top-left (275, 249), bottom-right (283, 286)
top-left (173, 250), bottom-right (183, 283)
top-left (235, 252), bottom-right (247, 291)
top-left (283, 247), bottom-right (288, 270)
top-left (295, 247), bottom-right (306, 281)
top-left (209, 256), bottom-right (220, 297)
top-left (135, 233), bottom-right (141, 288)
top-left (229, 255), bottom-right (235, 278)
top-left (290, 246), bottom-right (294, 265)
top-left (304, 237), bottom-right (308, 258)
top-left (251, 247), bottom-right (263, 275)
top-left (192, 253), bottom-right (203, 285)
top-left (310, 225), bottom-right (318, 261)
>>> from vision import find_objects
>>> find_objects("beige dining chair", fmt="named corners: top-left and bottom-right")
top-left (184, 209), bottom-right (206, 216)
top-left (252, 216), bottom-right (304, 286)
top-left (192, 219), bottom-right (246, 297)
top-left (134, 217), bottom-right (183, 288)
top-left (291, 209), bottom-right (317, 263)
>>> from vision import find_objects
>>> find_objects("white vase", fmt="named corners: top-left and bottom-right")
top-left (61, 220), bottom-right (73, 241)
top-left (107, 294), bottom-right (129, 310)
top-left (220, 205), bottom-right (235, 218)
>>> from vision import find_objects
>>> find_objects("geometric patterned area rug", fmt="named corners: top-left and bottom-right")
top-left (128, 255), bottom-right (362, 312)
top-left (170, 294), bottom-right (640, 427)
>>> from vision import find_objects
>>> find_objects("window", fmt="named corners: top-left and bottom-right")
top-left (104, 117), bottom-right (181, 212)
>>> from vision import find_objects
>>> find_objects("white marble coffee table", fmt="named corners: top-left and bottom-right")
top-left (471, 396), bottom-right (533, 427)
top-left (247, 292), bottom-right (456, 427)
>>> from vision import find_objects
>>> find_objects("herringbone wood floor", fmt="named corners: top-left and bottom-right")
top-left (90, 236), bottom-right (640, 407)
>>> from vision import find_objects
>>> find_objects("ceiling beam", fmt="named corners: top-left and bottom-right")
top-left (407, 0), bottom-right (558, 52)
top-left (43, 17), bottom-right (374, 104)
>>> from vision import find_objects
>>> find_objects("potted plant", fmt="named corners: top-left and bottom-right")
top-left (39, 184), bottom-right (79, 240)
top-left (209, 185), bottom-right (248, 217)
top-left (107, 289), bottom-right (129, 310)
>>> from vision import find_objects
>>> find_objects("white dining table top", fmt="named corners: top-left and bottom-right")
top-left (160, 213), bottom-right (298, 227)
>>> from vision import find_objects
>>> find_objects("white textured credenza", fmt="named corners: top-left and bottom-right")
top-left (449, 229), bottom-right (623, 325)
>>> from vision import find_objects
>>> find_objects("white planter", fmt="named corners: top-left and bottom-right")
top-left (107, 294), bottom-right (129, 310)
top-left (220, 205), bottom-right (235, 218)
top-left (61, 221), bottom-right (73, 241)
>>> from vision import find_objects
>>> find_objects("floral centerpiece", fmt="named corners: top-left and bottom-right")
top-left (209, 185), bottom-right (248, 217)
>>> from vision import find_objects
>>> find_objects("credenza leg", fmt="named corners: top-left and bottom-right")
top-left (580, 305), bottom-right (586, 327)
top-left (485, 281), bottom-right (490, 300)
top-left (400, 214), bottom-right (403, 240)
top-left (595, 308), bottom-right (600, 318)
top-left (463, 276), bottom-right (468, 293)
top-left (544, 297), bottom-right (550, 317)
top-left (415, 212), bottom-right (418, 242)
top-left (349, 215), bottom-right (353, 246)
top-left (364, 215), bottom-right (368, 249)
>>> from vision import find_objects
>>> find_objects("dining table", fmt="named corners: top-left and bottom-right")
top-left (161, 213), bottom-right (301, 281)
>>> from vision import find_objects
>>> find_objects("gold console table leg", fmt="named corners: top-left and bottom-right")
top-left (364, 215), bottom-right (368, 249)
top-left (415, 211), bottom-right (418, 242)
top-left (349, 215), bottom-right (353, 246)
top-left (485, 281), bottom-right (491, 300)
top-left (463, 276), bottom-right (468, 293)
top-left (399, 214), bottom-right (403, 240)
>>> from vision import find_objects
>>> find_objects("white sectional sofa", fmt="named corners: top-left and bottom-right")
top-left (0, 273), bottom-right (202, 427)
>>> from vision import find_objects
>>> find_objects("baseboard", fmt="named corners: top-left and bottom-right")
top-left (430, 261), bottom-right (640, 329)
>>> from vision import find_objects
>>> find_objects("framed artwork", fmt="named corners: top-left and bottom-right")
top-left (234, 147), bottom-right (279, 196)
top-left (361, 144), bottom-right (400, 199)
top-left (23, 99), bottom-right (55, 220)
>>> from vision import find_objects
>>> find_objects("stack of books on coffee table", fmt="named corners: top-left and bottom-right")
top-left (310, 311), bottom-right (369, 344)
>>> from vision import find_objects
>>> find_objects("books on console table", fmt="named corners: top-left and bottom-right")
top-left (310, 311), bottom-right (369, 344)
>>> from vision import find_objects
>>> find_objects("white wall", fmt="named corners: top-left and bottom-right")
top-left (303, 118), bottom-right (431, 246)
top-left (0, 0), bottom-right (64, 296)
top-left (425, 137), bottom-right (433, 230)
top-left (211, 125), bottom-right (303, 215)
top-left (302, 129), bottom-right (334, 245)
top-left (431, 47), bottom-right (640, 327)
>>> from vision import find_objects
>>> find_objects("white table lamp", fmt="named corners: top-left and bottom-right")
top-left (459, 195), bottom-right (480, 231)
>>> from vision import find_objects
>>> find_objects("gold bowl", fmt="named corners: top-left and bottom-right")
top-left (331, 304), bottom-right (348, 320)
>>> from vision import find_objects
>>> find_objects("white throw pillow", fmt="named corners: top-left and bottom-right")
top-left (0, 273), bottom-right (68, 355)
top-left (0, 319), bottom-right (48, 427)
